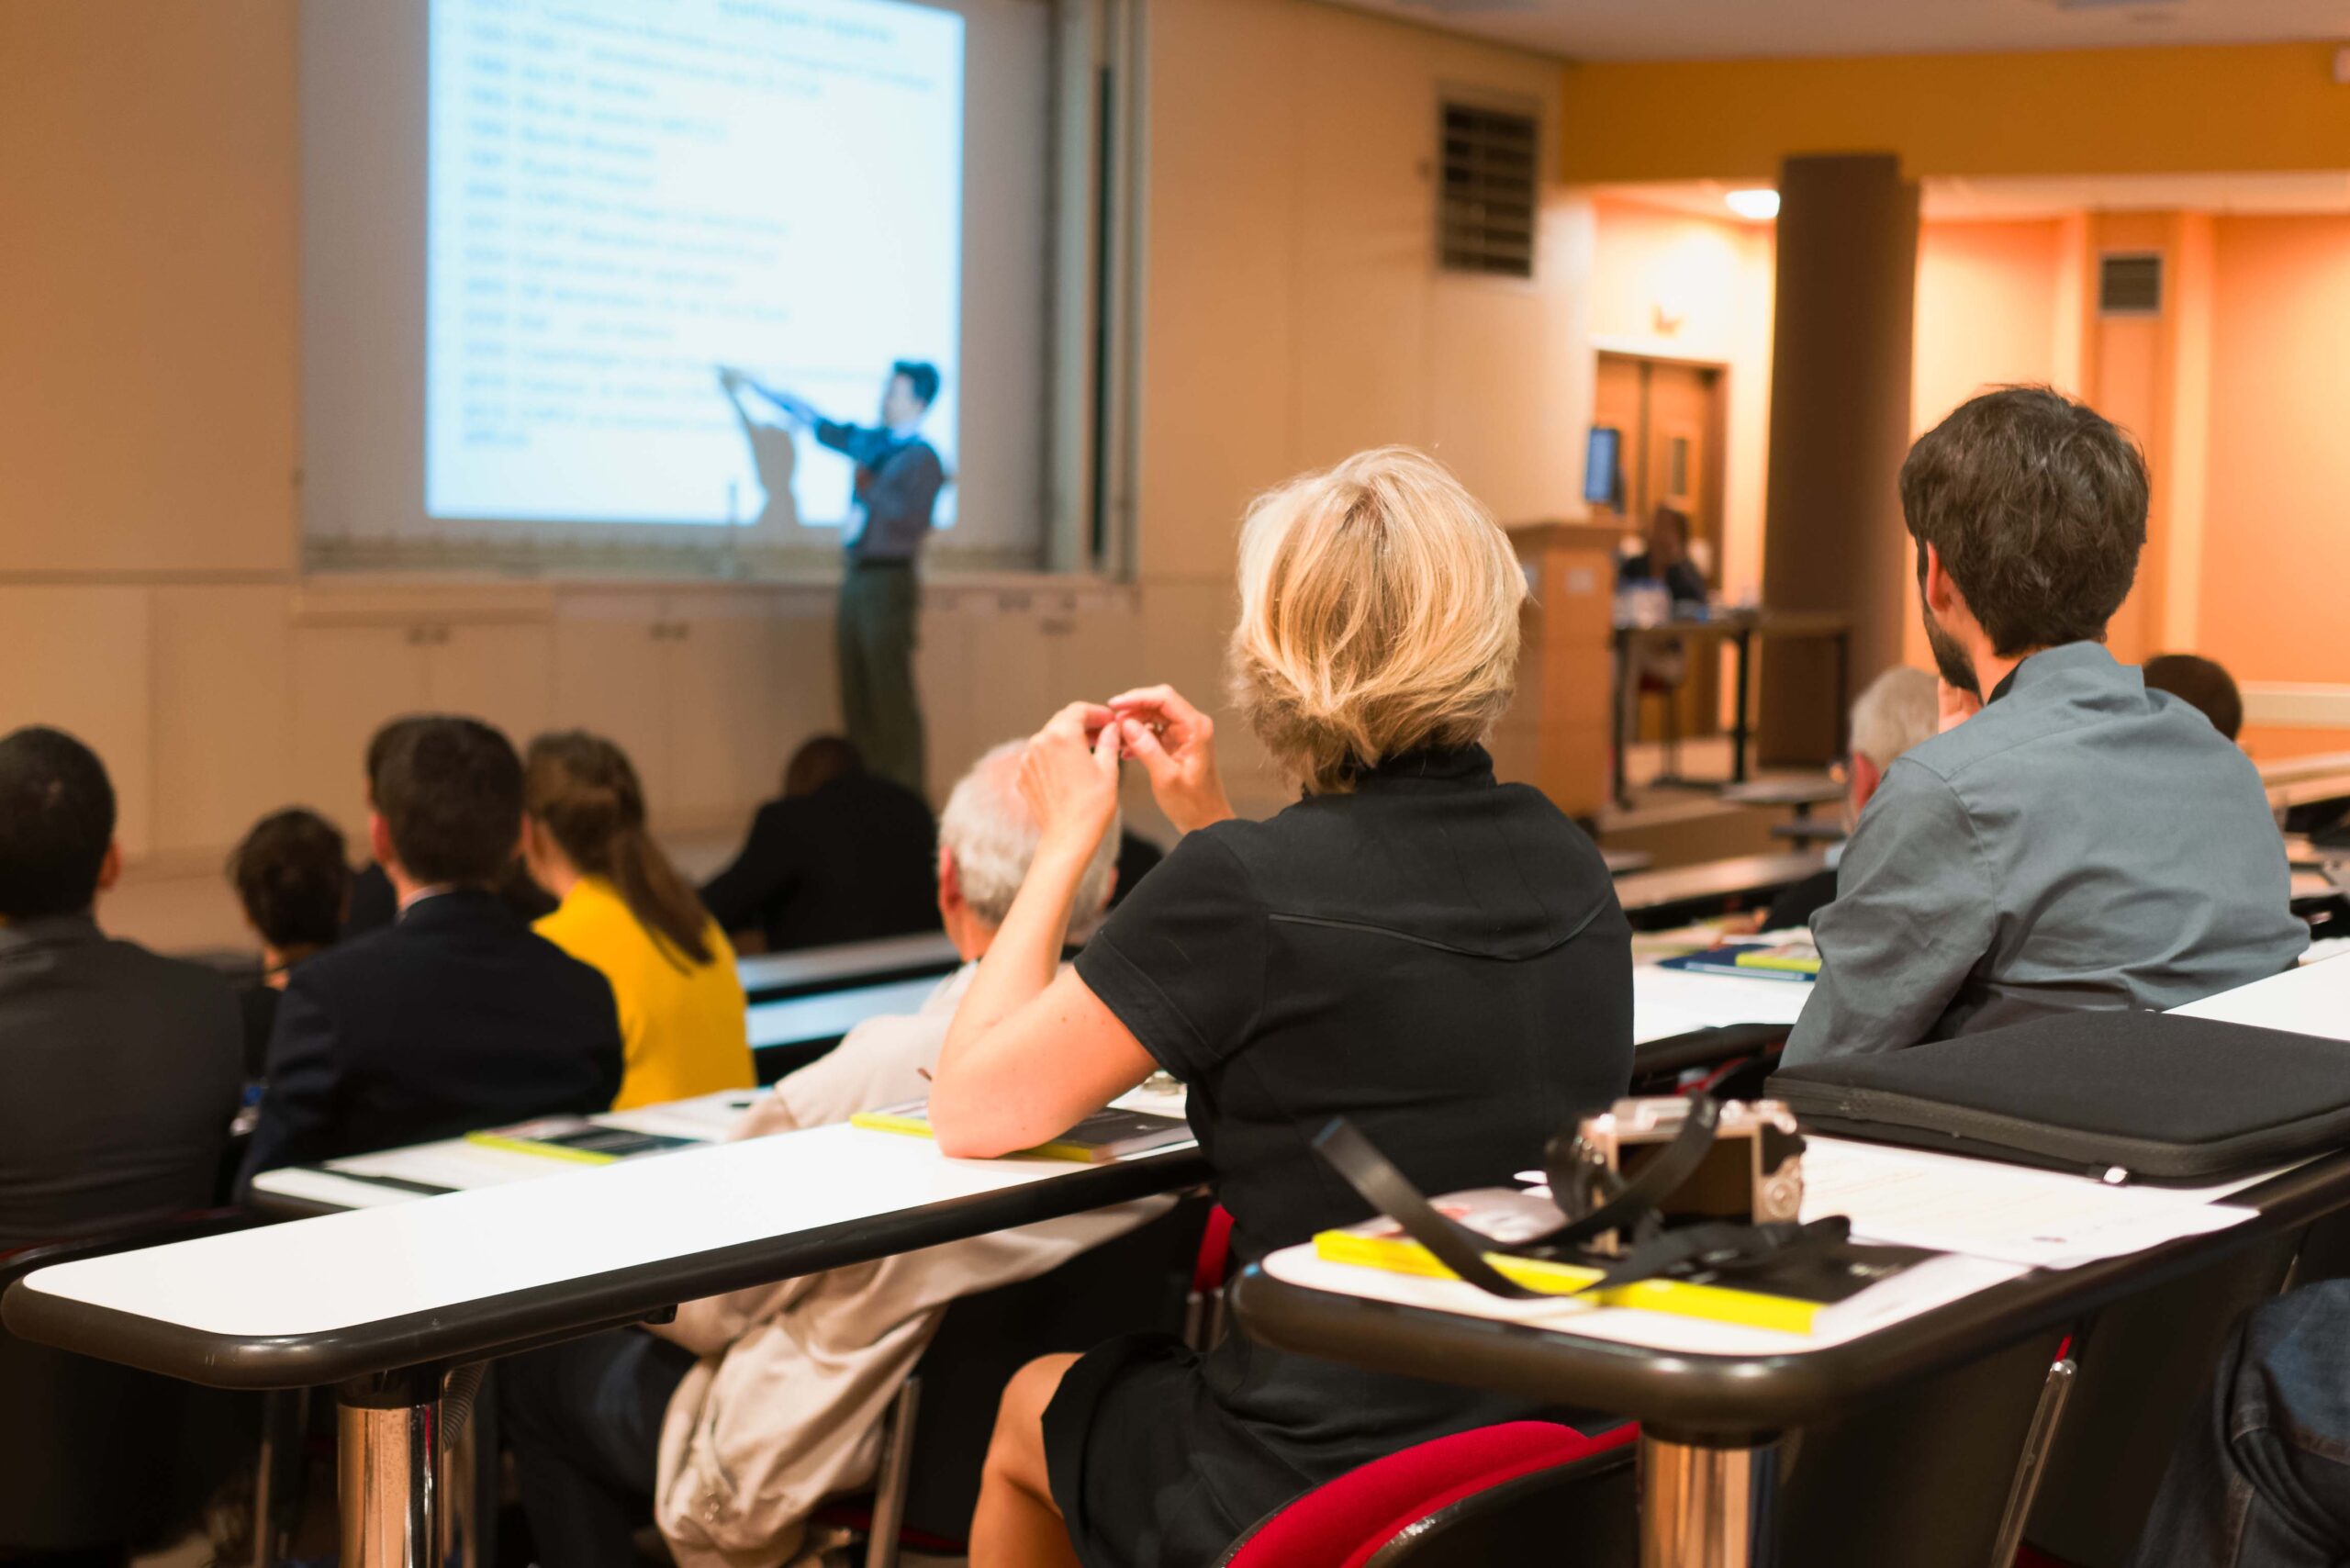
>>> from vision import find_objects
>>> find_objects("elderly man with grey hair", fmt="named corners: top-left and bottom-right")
top-left (1756, 666), bottom-right (1941, 933)
top-left (499, 740), bottom-right (1144, 1568)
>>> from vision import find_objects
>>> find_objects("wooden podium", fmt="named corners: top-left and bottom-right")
top-left (1489, 521), bottom-right (1620, 822)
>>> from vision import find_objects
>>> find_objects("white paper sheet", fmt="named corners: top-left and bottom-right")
top-left (1799, 1137), bottom-right (2263, 1268)
top-left (1633, 963), bottom-right (1814, 1042)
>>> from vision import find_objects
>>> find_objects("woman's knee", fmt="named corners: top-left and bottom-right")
top-left (988, 1352), bottom-right (1081, 1488)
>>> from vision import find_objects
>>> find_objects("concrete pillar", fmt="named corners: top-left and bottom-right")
top-left (1757, 153), bottom-right (1919, 765)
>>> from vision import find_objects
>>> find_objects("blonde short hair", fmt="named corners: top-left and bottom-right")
top-left (1228, 447), bottom-right (1526, 796)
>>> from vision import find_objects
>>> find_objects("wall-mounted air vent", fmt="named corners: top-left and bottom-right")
top-left (2098, 252), bottom-right (2164, 316)
top-left (1438, 103), bottom-right (1538, 279)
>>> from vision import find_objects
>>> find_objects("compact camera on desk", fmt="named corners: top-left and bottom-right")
top-left (1557, 1097), bottom-right (1807, 1255)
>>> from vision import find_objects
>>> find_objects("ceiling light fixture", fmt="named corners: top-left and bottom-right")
top-left (1725, 188), bottom-right (1780, 220)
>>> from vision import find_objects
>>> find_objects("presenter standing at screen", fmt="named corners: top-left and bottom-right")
top-left (728, 361), bottom-right (946, 797)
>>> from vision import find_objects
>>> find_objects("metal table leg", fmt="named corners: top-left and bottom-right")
top-left (339, 1367), bottom-right (445, 1568)
top-left (1730, 627), bottom-right (1753, 785)
top-left (1641, 1429), bottom-right (1780, 1568)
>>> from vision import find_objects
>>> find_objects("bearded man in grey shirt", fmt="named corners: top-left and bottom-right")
top-left (1783, 386), bottom-right (2303, 1065)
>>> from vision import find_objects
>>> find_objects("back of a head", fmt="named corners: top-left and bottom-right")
top-left (892, 359), bottom-right (942, 409)
top-left (375, 716), bottom-right (524, 890)
top-left (229, 808), bottom-right (352, 952)
top-left (783, 734), bottom-right (864, 799)
top-left (0, 726), bottom-right (115, 921)
top-left (1229, 445), bottom-right (1526, 796)
top-left (365, 714), bottom-right (441, 806)
top-left (526, 730), bottom-right (713, 965)
top-left (1849, 666), bottom-right (1941, 772)
top-left (939, 740), bottom-right (1118, 931)
top-left (1901, 386), bottom-right (2149, 655)
top-left (2143, 653), bottom-right (2244, 741)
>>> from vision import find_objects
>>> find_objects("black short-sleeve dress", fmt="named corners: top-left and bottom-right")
top-left (1049, 745), bottom-right (1635, 1568)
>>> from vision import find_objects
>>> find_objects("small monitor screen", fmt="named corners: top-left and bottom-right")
top-left (1583, 426), bottom-right (1621, 508)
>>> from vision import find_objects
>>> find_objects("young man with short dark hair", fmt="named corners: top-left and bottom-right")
top-left (240, 716), bottom-right (624, 1185)
top-left (0, 726), bottom-right (242, 1249)
top-left (1783, 387), bottom-right (2304, 1063)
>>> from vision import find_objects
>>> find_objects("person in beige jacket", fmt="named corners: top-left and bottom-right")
top-left (498, 740), bottom-right (1158, 1568)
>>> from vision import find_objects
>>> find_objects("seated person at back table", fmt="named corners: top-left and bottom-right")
top-left (699, 734), bottom-right (941, 953)
top-left (1756, 666), bottom-right (1939, 933)
top-left (521, 730), bottom-right (754, 1110)
top-left (929, 446), bottom-right (1637, 1568)
top-left (2143, 652), bottom-right (2244, 743)
top-left (1783, 387), bottom-right (2303, 1065)
top-left (225, 806), bottom-right (351, 1080)
top-left (240, 716), bottom-right (624, 1185)
top-left (345, 713), bottom-right (555, 936)
top-left (1618, 501), bottom-right (1708, 606)
top-left (0, 726), bottom-right (242, 1251)
top-left (499, 736), bottom-right (1155, 1568)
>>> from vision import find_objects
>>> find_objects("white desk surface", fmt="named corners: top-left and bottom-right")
top-left (21, 1117), bottom-right (1201, 1346)
top-left (748, 976), bottom-right (944, 1049)
top-left (1259, 946), bottom-right (2350, 1358)
top-left (2258, 751), bottom-right (2350, 787)
top-left (736, 932), bottom-right (960, 996)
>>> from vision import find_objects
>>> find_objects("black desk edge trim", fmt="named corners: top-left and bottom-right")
top-left (1231, 1147), bottom-right (2350, 1437)
top-left (2, 1148), bottom-right (1210, 1392)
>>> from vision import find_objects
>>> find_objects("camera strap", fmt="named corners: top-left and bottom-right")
top-left (1313, 1111), bottom-right (1847, 1305)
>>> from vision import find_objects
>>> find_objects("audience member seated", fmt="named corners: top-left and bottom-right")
top-left (1618, 501), bottom-right (1708, 605)
top-left (521, 730), bottom-right (755, 1110)
top-left (1756, 666), bottom-right (1939, 933)
top-left (928, 446), bottom-right (1637, 1568)
top-left (225, 807), bottom-right (351, 1080)
top-left (2122, 1279), bottom-right (2350, 1568)
top-left (2144, 651), bottom-right (2245, 743)
top-left (700, 734), bottom-right (941, 953)
top-left (1785, 388), bottom-right (2303, 1065)
top-left (498, 737), bottom-right (1147, 1568)
top-left (0, 727), bottom-right (242, 1251)
top-left (240, 716), bottom-right (623, 1185)
top-left (346, 713), bottom-right (556, 936)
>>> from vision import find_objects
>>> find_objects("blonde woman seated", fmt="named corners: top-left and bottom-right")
top-left (522, 732), bottom-right (754, 1110)
top-left (929, 447), bottom-right (1639, 1568)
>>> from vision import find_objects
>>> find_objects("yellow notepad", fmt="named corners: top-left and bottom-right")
top-left (1313, 1228), bottom-right (1830, 1335)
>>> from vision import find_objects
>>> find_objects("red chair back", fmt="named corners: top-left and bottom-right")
top-left (1220, 1420), bottom-right (1637, 1568)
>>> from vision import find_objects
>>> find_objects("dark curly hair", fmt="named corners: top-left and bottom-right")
top-left (1901, 386), bottom-right (2148, 655)
top-left (228, 808), bottom-right (350, 951)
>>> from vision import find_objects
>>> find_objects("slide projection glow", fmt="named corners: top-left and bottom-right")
top-left (426, 0), bottom-right (964, 529)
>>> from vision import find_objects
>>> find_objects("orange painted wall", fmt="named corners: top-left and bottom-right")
top-left (1559, 44), bottom-right (2350, 184)
top-left (2199, 215), bottom-right (2350, 723)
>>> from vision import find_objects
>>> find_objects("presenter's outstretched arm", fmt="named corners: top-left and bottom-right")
top-left (929, 704), bottom-right (1155, 1159)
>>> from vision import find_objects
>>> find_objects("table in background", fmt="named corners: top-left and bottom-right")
top-left (1612, 610), bottom-right (1852, 808)
top-left (736, 931), bottom-right (960, 1005)
top-left (1612, 849), bottom-right (1829, 931)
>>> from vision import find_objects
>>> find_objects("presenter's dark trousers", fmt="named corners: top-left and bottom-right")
top-left (2127, 1280), bottom-right (2350, 1567)
top-left (499, 1328), bottom-right (695, 1568)
top-left (837, 558), bottom-right (925, 797)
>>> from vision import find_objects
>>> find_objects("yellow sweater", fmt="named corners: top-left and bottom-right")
top-left (536, 879), bottom-right (755, 1110)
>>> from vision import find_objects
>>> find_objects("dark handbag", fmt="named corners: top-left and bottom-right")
top-left (1766, 1010), bottom-right (2350, 1183)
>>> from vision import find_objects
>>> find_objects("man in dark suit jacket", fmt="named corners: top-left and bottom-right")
top-left (241, 716), bottom-right (624, 1186)
top-left (0, 727), bottom-right (243, 1251)
top-left (701, 735), bottom-right (942, 953)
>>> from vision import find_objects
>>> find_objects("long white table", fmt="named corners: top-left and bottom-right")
top-left (736, 932), bottom-right (960, 1003)
top-left (6, 1114), bottom-right (1207, 1567)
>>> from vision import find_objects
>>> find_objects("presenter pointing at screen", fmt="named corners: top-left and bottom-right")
top-left (726, 361), bottom-right (946, 797)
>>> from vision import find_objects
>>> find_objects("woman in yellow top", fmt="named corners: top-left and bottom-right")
top-left (521, 731), bottom-right (755, 1109)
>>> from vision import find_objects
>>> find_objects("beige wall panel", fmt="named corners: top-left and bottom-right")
top-left (287, 624), bottom-right (429, 839)
top-left (0, 587), bottom-right (154, 857)
top-left (151, 584), bottom-right (295, 857)
top-left (0, 2), bottom-right (297, 572)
